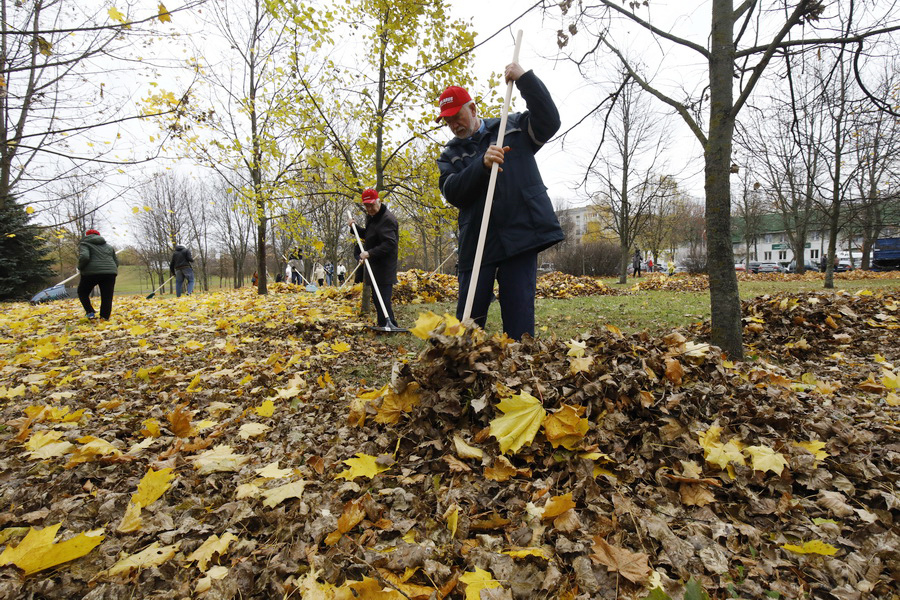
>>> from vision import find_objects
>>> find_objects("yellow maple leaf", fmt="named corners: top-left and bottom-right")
top-left (140, 418), bottom-right (161, 438)
top-left (66, 436), bottom-right (122, 467)
top-left (330, 341), bottom-right (351, 353)
top-left (24, 430), bottom-right (63, 452)
top-left (794, 440), bottom-right (828, 462)
top-left (783, 540), bottom-right (838, 556)
top-left (744, 445), bottom-right (788, 475)
top-left (116, 501), bottom-right (142, 533)
top-left (238, 422), bottom-right (269, 439)
top-left (255, 399), bottom-right (276, 417)
top-left (410, 311), bottom-right (443, 339)
top-left (99, 542), bottom-right (180, 578)
top-left (196, 566), bottom-right (229, 594)
top-left (132, 468), bottom-right (175, 507)
top-left (490, 391), bottom-right (546, 455)
top-left (882, 368), bottom-right (900, 390)
top-left (543, 404), bottom-right (589, 450)
top-left (460, 567), bottom-right (502, 600)
top-left (446, 506), bottom-right (459, 537)
top-left (157, 2), bottom-right (172, 23)
top-left (0, 524), bottom-right (104, 575)
top-left (186, 533), bottom-right (238, 571)
top-left (503, 547), bottom-right (550, 559)
top-left (255, 462), bottom-right (292, 479)
top-left (566, 340), bottom-right (587, 358)
top-left (375, 383), bottom-right (420, 424)
top-left (568, 356), bottom-right (594, 375)
top-left (542, 493), bottom-right (576, 520)
top-left (453, 435), bottom-right (484, 459)
top-left (335, 453), bottom-right (389, 480)
top-left (261, 481), bottom-right (306, 508)
top-left (190, 445), bottom-right (249, 474)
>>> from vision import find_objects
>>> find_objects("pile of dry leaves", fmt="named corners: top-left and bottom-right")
top-left (631, 274), bottom-right (710, 292)
top-left (393, 270), bottom-right (459, 305)
top-left (537, 273), bottom-right (623, 299)
top-left (0, 286), bottom-right (897, 599)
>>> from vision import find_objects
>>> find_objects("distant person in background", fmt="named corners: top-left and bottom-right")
top-left (313, 262), bottom-right (325, 287)
top-left (337, 263), bottom-right (346, 285)
top-left (77, 229), bottom-right (118, 320)
top-left (169, 244), bottom-right (195, 297)
top-left (251, 272), bottom-right (258, 287)
top-left (289, 250), bottom-right (303, 285)
top-left (284, 262), bottom-right (292, 284)
top-left (632, 249), bottom-right (642, 278)
top-left (647, 258), bottom-right (654, 272)
top-left (324, 262), bottom-right (333, 286)
top-left (667, 260), bottom-right (676, 276)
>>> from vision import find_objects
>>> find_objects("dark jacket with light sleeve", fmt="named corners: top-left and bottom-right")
top-left (437, 70), bottom-right (564, 272)
top-left (356, 204), bottom-right (399, 286)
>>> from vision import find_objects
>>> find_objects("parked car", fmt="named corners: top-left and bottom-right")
top-left (538, 262), bottom-right (555, 274)
top-left (787, 260), bottom-right (819, 273)
top-left (734, 263), bottom-right (746, 272)
top-left (835, 260), bottom-right (854, 272)
top-left (757, 262), bottom-right (785, 273)
top-left (746, 261), bottom-right (761, 273)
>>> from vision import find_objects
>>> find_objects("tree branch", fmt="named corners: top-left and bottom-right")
top-left (596, 0), bottom-right (710, 58)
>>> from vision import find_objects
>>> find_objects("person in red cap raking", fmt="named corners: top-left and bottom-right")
top-left (435, 62), bottom-right (564, 340)
top-left (77, 229), bottom-right (118, 320)
top-left (348, 188), bottom-right (400, 329)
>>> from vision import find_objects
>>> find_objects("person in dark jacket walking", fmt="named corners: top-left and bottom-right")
top-left (169, 244), bottom-right (195, 297)
top-left (632, 249), bottom-right (642, 278)
top-left (77, 229), bottom-right (118, 320)
top-left (436, 63), bottom-right (564, 340)
top-left (349, 188), bottom-right (400, 328)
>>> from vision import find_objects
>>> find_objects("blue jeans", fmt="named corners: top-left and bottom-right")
top-left (175, 267), bottom-right (194, 297)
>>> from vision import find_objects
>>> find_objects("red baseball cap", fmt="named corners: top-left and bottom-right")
top-left (436, 86), bottom-right (472, 123)
top-left (85, 229), bottom-right (100, 236)
top-left (361, 188), bottom-right (379, 204)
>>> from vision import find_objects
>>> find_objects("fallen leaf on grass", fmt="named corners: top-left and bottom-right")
top-left (0, 524), bottom-right (104, 575)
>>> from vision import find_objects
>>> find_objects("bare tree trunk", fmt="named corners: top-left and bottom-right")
top-left (707, 0), bottom-right (743, 359)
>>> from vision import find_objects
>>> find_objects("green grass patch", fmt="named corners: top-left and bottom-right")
top-left (389, 275), bottom-right (900, 344)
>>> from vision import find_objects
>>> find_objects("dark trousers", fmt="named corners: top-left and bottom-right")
top-left (77, 273), bottom-right (117, 319)
top-left (368, 281), bottom-right (395, 327)
top-left (457, 251), bottom-right (537, 340)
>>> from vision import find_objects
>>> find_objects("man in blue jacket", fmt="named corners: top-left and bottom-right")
top-left (436, 63), bottom-right (564, 340)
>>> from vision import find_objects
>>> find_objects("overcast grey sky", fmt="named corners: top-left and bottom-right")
top-left (449, 0), bottom-right (708, 205)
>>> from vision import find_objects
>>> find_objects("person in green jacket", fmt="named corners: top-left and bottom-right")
top-left (77, 229), bottom-right (118, 319)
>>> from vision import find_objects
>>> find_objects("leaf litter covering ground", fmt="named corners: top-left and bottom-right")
top-left (392, 270), bottom-right (623, 304)
top-left (0, 285), bottom-right (895, 598)
top-left (631, 271), bottom-right (900, 292)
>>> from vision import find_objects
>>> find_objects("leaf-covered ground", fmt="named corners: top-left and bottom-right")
top-left (0, 280), bottom-right (897, 599)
